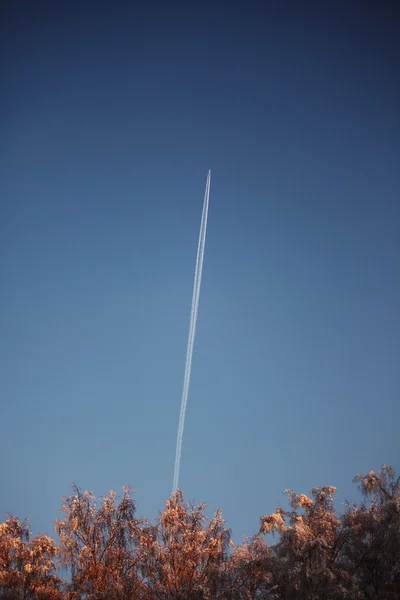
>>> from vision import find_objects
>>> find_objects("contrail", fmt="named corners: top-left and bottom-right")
top-left (172, 170), bottom-right (211, 493)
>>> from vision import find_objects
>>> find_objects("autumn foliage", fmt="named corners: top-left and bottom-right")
top-left (1, 466), bottom-right (399, 599)
top-left (0, 518), bottom-right (61, 599)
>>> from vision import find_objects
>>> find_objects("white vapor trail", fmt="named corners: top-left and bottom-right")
top-left (172, 170), bottom-right (211, 493)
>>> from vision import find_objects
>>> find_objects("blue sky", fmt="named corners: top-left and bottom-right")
top-left (1, 0), bottom-right (399, 542)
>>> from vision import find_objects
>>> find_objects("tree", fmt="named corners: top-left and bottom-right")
top-left (55, 486), bottom-right (144, 600)
top-left (138, 489), bottom-right (232, 599)
top-left (227, 535), bottom-right (277, 600)
top-left (2, 465), bottom-right (399, 599)
top-left (254, 466), bottom-right (400, 600)
top-left (0, 516), bottom-right (61, 599)
top-left (259, 485), bottom-right (358, 599)
top-left (341, 465), bottom-right (400, 600)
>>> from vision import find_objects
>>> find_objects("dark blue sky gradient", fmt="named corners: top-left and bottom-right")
top-left (1, 1), bottom-right (399, 541)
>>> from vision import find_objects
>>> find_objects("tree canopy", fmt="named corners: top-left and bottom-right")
top-left (1, 466), bottom-right (399, 599)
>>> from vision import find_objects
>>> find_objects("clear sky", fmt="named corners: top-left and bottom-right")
top-left (1, 0), bottom-right (399, 543)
